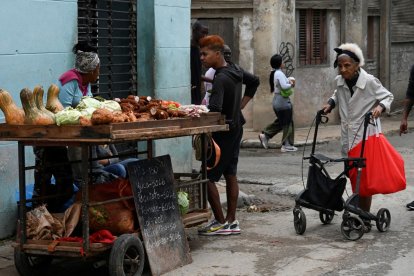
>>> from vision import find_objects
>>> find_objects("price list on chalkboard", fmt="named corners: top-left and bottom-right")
top-left (127, 155), bottom-right (192, 276)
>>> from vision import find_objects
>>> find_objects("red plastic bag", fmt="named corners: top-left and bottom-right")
top-left (348, 122), bottom-right (406, 196)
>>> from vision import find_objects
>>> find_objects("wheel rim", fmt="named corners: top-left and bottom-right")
top-left (123, 246), bottom-right (142, 275)
top-left (376, 209), bottom-right (391, 232)
top-left (341, 216), bottom-right (365, 241)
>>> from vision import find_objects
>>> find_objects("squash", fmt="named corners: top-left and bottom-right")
top-left (20, 88), bottom-right (55, 125)
top-left (33, 85), bottom-right (56, 123)
top-left (0, 89), bottom-right (25, 125)
top-left (45, 84), bottom-right (64, 113)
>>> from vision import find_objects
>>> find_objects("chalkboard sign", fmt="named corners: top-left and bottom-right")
top-left (127, 155), bottom-right (192, 276)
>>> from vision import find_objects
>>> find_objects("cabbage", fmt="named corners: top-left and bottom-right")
top-left (177, 191), bottom-right (189, 215)
top-left (79, 107), bottom-right (96, 119)
top-left (55, 108), bottom-right (82, 126)
top-left (102, 100), bottom-right (121, 112)
top-left (77, 97), bottom-right (103, 110)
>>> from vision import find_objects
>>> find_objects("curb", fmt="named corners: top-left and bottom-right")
top-left (240, 138), bottom-right (335, 149)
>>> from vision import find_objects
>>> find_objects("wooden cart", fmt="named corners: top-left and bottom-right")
top-left (0, 113), bottom-right (227, 276)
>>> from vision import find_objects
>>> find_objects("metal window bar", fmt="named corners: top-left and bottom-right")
top-left (78, 0), bottom-right (137, 99)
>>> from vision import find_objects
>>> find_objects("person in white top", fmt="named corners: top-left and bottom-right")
top-left (258, 54), bottom-right (297, 152)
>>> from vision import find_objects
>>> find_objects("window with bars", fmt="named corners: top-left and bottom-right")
top-left (78, 0), bottom-right (137, 99)
top-left (298, 9), bottom-right (327, 66)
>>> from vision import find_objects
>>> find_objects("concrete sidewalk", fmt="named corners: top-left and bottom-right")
top-left (241, 111), bottom-right (412, 149)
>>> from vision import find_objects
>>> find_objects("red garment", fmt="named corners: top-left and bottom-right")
top-left (58, 68), bottom-right (88, 96)
top-left (58, 229), bottom-right (115, 244)
top-left (57, 229), bottom-right (115, 255)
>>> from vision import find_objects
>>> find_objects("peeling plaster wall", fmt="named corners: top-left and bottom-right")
top-left (252, 0), bottom-right (296, 131)
top-left (390, 44), bottom-right (414, 108)
top-left (293, 10), bottom-right (342, 127)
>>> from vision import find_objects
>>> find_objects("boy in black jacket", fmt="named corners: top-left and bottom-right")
top-left (197, 35), bottom-right (244, 236)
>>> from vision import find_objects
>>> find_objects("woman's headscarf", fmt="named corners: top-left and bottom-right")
top-left (75, 50), bottom-right (100, 74)
top-left (333, 43), bottom-right (365, 68)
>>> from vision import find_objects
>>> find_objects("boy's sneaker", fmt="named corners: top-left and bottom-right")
top-left (281, 145), bottom-right (298, 152)
top-left (198, 220), bottom-right (229, 236)
top-left (228, 220), bottom-right (241, 235)
top-left (258, 133), bottom-right (269, 149)
top-left (406, 201), bottom-right (414, 210)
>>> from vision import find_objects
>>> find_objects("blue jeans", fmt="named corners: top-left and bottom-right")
top-left (103, 158), bottom-right (139, 178)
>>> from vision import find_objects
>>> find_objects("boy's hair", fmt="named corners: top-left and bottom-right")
top-left (199, 35), bottom-right (225, 52)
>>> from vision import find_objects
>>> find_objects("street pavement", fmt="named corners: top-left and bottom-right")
top-left (1, 112), bottom-right (413, 275)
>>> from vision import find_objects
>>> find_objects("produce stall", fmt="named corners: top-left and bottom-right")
top-left (0, 112), bottom-right (227, 275)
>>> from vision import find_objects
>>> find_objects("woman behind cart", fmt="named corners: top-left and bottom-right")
top-left (322, 43), bottom-right (393, 218)
top-left (59, 42), bottom-right (136, 184)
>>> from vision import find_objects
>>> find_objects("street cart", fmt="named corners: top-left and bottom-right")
top-left (0, 112), bottom-right (228, 276)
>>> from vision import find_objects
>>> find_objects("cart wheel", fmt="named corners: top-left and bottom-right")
top-left (14, 247), bottom-right (52, 276)
top-left (108, 234), bottom-right (145, 276)
top-left (293, 207), bottom-right (306, 235)
top-left (319, 211), bottom-right (334, 225)
top-left (341, 216), bottom-right (365, 241)
top-left (376, 208), bottom-right (391, 232)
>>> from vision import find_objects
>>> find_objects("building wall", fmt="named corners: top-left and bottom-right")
top-left (293, 10), bottom-right (342, 127)
top-left (390, 44), bottom-right (414, 107)
top-left (252, 0), bottom-right (297, 131)
top-left (192, 0), bottom-right (414, 129)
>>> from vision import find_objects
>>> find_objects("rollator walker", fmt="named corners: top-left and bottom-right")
top-left (293, 111), bottom-right (391, 240)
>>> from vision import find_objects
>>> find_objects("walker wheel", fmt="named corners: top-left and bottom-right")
top-left (341, 215), bottom-right (365, 241)
top-left (319, 211), bottom-right (334, 224)
top-left (108, 234), bottom-right (145, 276)
top-left (376, 208), bottom-right (391, 232)
top-left (293, 207), bottom-right (306, 235)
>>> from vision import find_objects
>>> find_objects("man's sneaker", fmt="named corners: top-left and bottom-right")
top-left (198, 220), bottom-right (229, 236)
top-left (406, 201), bottom-right (414, 210)
top-left (281, 145), bottom-right (298, 152)
top-left (258, 133), bottom-right (269, 149)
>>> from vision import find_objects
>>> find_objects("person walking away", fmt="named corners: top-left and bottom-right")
top-left (190, 21), bottom-right (208, 105)
top-left (322, 43), bottom-right (393, 219)
top-left (399, 64), bottom-right (414, 210)
top-left (197, 35), bottom-right (244, 235)
top-left (258, 54), bottom-right (297, 152)
top-left (203, 44), bottom-right (260, 108)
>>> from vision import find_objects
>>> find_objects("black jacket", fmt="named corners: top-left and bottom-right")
top-left (208, 64), bottom-right (244, 130)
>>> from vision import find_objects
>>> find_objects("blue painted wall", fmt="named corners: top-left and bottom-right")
top-left (140, 0), bottom-right (193, 171)
top-left (0, 0), bottom-right (192, 238)
top-left (0, 0), bottom-right (77, 238)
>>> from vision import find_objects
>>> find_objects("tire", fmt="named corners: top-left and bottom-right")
top-left (14, 247), bottom-right (52, 276)
top-left (293, 207), bottom-right (307, 235)
top-left (341, 215), bottom-right (365, 241)
top-left (108, 234), bottom-right (145, 276)
top-left (319, 211), bottom-right (334, 225)
top-left (376, 208), bottom-right (391, 232)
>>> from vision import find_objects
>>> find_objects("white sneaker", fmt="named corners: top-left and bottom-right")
top-left (281, 145), bottom-right (298, 152)
top-left (258, 133), bottom-right (269, 149)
